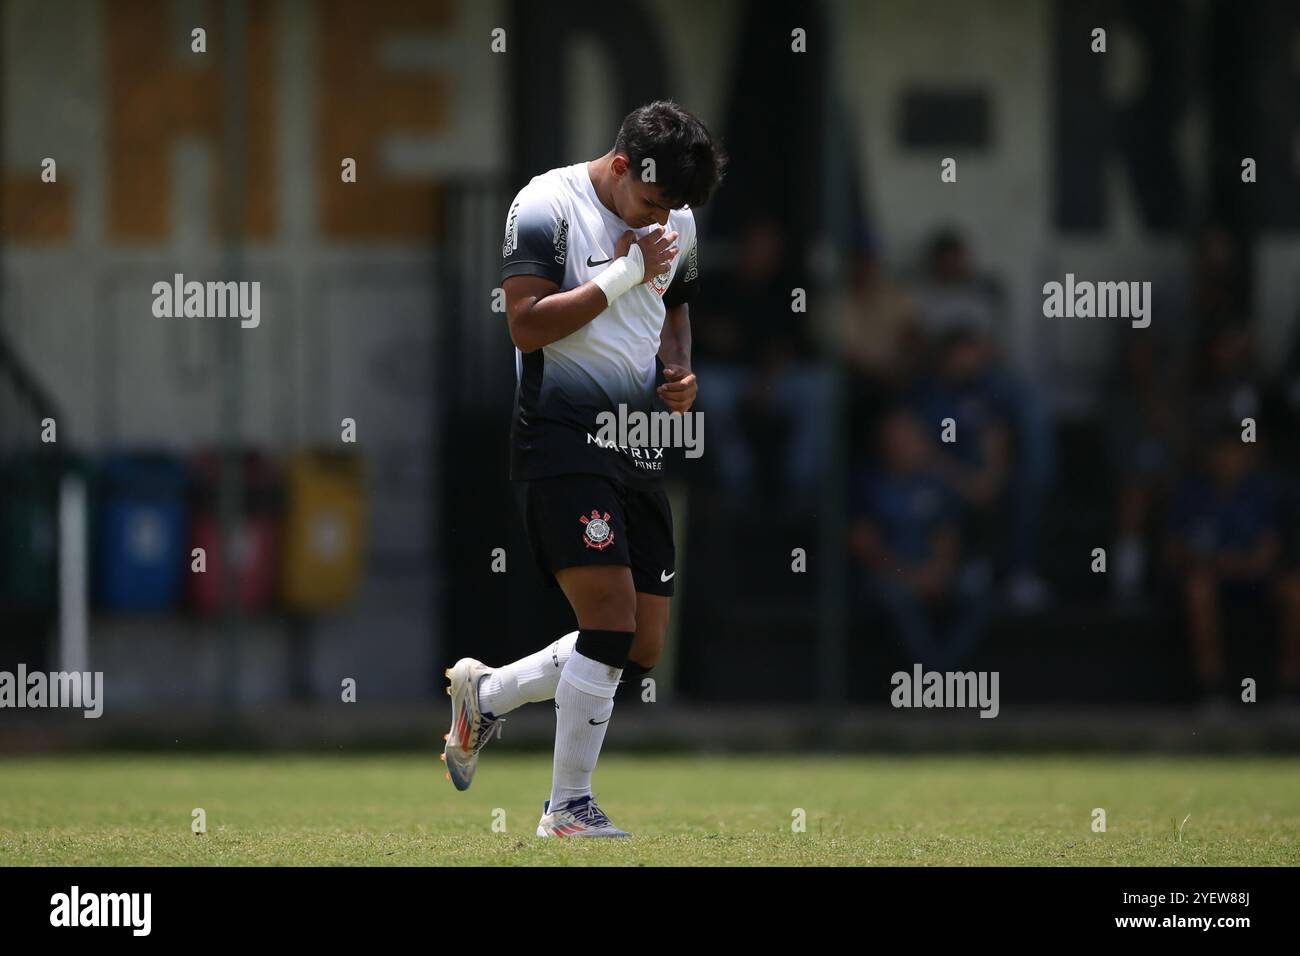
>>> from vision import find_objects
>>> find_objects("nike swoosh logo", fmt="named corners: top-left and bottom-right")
top-left (586, 255), bottom-right (612, 267)
top-left (660, 571), bottom-right (675, 582)
top-left (588, 717), bottom-right (610, 725)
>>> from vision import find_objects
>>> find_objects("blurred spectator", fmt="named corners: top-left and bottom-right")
top-left (1108, 226), bottom-right (1263, 606)
top-left (910, 329), bottom-right (1052, 611)
top-left (911, 228), bottom-right (1002, 339)
top-left (912, 330), bottom-right (1010, 509)
top-left (838, 243), bottom-right (923, 387)
top-left (849, 407), bottom-right (990, 670)
top-left (1191, 320), bottom-right (1263, 431)
top-left (1164, 422), bottom-right (1300, 707)
top-left (693, 216), bottom-right (830, 510)
top-left (1188, 225), bottom-right (1250, 330)
top-left (1106, 332), bottom-right (1190, 602)
top-left (908, 229), bottom-right (1055, 612)
top-left (834, 240), bottom-right (924, 459)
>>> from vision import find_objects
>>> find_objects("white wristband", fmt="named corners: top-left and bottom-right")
top-left (591, 244), bottom-right (644, 305)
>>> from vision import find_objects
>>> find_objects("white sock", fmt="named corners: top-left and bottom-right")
top-left (477, 632), bottom-right (578, 717)
top-left (549, 651), bottom-right (622, 808)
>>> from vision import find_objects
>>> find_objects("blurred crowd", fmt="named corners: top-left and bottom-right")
top-left (1103, 226), bottom-right (1300, 708)
top-left (691, 219), bottom-right (1300, 706)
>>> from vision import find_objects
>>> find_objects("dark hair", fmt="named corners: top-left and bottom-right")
top-left (613, 100), bottom-right (726, 209)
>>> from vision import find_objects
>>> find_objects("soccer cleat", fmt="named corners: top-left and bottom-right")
top-left (536, 795), bottom-right (631, 838)
top-left (441, 657), bottom-right (502, 791)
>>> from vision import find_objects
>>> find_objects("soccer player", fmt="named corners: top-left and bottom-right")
top-left (440, 101), bottom-right (726, 837)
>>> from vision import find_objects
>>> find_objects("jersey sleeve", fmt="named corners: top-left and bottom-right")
top-left (501, 183), bottom-right (570, 286)
top-left (663, 213), bottom-right (700, 309)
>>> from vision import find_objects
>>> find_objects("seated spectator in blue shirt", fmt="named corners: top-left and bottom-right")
top-left (849, 407), bottom-right (991, 670)
top-left (911, 328), bottom-right (1053, 611)
top-left (913, 332), bottom-right (1008, 480)
top-left (1165, 422), bottom-right (1300, 706)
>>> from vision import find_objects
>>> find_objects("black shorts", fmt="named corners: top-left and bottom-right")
top-left (513, 473), bottom-right (676, 597)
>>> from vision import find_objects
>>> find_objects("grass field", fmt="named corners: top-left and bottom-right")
top-left (1, 753), bottom-right (1297, 865)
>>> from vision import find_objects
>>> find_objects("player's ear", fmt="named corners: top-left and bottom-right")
top-left (610, 153), bottom-right (630, 177)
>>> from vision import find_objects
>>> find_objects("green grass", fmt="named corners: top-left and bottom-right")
top-left (0, 753), bottom-right (1297, 865)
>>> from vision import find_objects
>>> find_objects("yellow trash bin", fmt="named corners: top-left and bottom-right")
top-left (280, 451), bottom-right (366, 610)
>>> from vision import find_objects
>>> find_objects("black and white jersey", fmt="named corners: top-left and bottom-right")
top-left (501, 161), bottom-right (700, 487)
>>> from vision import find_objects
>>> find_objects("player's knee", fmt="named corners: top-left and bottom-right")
top-left (628, 629), bottom-right (664, 668)
top-left (580, 586), bottom-right (637, 633)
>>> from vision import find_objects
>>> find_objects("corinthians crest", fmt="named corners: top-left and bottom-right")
top-left (580, 510), bottom-right (614, 550)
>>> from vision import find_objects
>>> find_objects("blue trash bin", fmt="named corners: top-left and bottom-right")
top-left (94, 453), bottom-right (189, 611)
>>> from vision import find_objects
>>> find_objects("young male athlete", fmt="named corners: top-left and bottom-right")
top-left (440, 101), bottom-right (725, 837)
